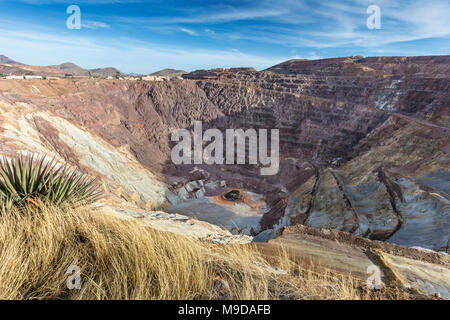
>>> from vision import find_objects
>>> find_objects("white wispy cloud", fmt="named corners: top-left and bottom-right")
top-left (82, 20), bottom-right (110, 29)
top-left (114, 8), bottom-right (287, 25)
top-left (175, 8), bottom-right (287, 24)
top-left (179, 28), bottom-right (196, 36)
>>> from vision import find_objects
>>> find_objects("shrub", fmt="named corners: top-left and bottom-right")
top-left (0, 155), bottom-right (102, 211)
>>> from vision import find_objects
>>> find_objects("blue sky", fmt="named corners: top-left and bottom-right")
top-left (0, 0), bottom-right (449, 74)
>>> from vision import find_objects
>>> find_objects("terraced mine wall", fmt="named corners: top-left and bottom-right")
top-left (0, 56), bottom-right (448, 250)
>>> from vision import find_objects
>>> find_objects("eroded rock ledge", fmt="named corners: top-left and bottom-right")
top-left (256, 224), bottom-right (450, 298)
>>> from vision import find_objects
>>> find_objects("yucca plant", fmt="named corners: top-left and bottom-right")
top-left (0, 155), bottom-right (102, 211)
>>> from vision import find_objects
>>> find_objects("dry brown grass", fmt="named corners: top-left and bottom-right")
top-left (0, 203), bottom-right (411, 300)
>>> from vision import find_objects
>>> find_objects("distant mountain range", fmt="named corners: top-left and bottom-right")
top-left (48, 64), bottom-right (186, 78)
top-left (49, 62), bottom-right (124, 77)
top-left (0, 55), bottom-right (190, 78)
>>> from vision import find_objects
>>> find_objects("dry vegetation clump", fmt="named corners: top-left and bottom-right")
top-left (0, 155), bottom-right (101, 211)
top-left (0, 203), bottom-right (415, 300)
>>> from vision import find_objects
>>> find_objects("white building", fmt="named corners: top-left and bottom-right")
top-left (142, 75), bottom-right (163, 81)
top-left (24, 75), bottom-right (43, 80)
top-left (6, 75), bottom-right (25, 80)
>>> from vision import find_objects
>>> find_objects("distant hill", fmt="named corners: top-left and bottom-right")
top-left (0, 55), bottom-right (23, 65)
top-left (50, 62), bottom-right (90, 76)
top-left (50, 62), bottom-right (124, 77)
top-left (90, 67), bottom-right (123, 77)
top-left (263, 58), bottom-right (310, 73)
top-left (264, 57), bottom-right (365, 75)
top-left (151, 68), bottom-right (187, 78)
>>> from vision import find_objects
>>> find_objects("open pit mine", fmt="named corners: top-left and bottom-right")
top-left (0, 55), bottom-right (449, 297)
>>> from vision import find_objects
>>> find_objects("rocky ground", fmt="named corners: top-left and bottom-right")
top-left (0, 55), bottom-right (448, 298)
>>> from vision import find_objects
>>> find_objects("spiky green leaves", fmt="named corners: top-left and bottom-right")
top-left (0, 155), bottom-right (102, 211)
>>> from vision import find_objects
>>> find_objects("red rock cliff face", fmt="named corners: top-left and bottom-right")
top-left (0, 56), bottom-right (448, 249)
